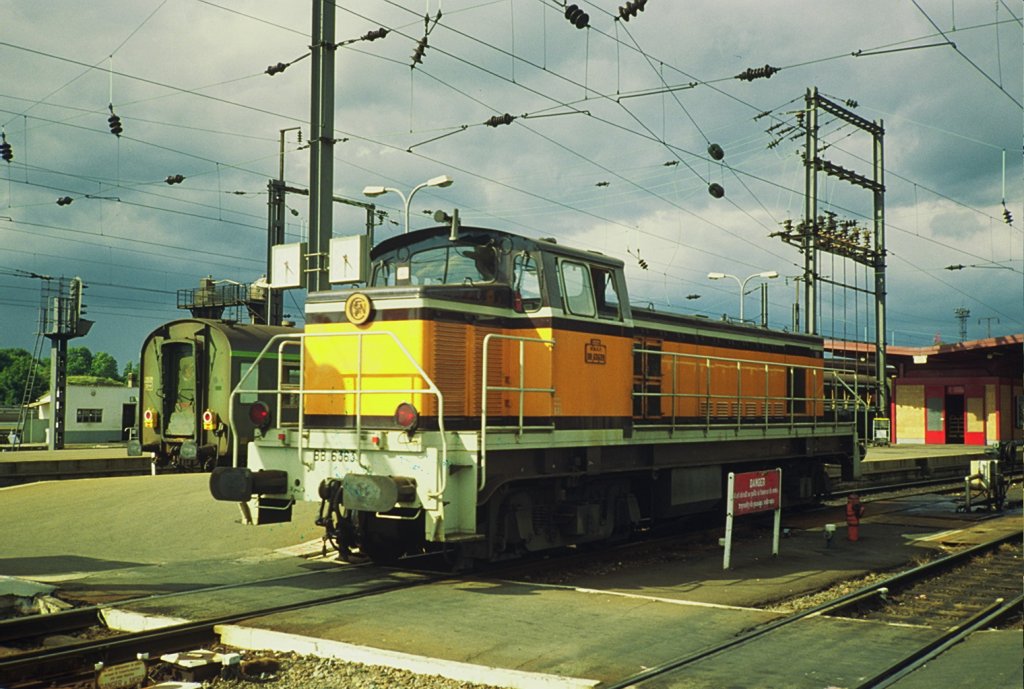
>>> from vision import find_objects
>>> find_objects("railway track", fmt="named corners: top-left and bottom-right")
top-left (601, 531), bottom-right (1021, 689)
top-left (0, 565), bottom-right (446, 688)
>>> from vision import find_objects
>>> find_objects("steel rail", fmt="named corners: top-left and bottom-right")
top-left (0, 570), bottom-right (446, 686)
top-left (855, 593), bottom-right (1024, 689)
top-left (602, 530), bottom-right (1019, 689)
top-left (0, 561), bottom-right (364, 645)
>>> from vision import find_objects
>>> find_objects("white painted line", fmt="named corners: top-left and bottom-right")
top-left (493, 579), bottom-right (768, 612)
top-left (217, 624), bottom-right (599, 689)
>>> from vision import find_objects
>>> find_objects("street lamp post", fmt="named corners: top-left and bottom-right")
top-left (362, 175), bottom-right (454, 234)
top-left (707, 270), bottom-right (779, 322)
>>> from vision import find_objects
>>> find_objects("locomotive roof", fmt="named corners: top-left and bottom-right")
top-left (371, 226), bottom-right (625, 270)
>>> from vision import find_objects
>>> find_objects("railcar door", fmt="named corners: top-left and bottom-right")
top-left (161, 339), bottom-right (202, 439)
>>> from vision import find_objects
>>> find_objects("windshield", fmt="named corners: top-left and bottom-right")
top-left (372, 243), bottom-right (498, 286)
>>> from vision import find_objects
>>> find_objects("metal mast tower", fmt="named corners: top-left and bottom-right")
top-left (772, 87), bottom-right (888, 413)
top-left (41, 277), bottom-right (92, 450)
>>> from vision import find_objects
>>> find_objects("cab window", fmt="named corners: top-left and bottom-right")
top-left (560, 261), bottom-right (596, 317)
top-left (593, 267), bottom-right (621, 320)
top-left (512, 252), bottom-right (542, 312)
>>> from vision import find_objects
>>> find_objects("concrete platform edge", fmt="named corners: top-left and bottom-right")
top-left (216, 623), bottom-right (600, 689)
top-left (102, 608), bottom-right (190, 632)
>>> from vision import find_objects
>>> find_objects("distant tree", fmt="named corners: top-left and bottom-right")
top-left (0, 349), bottom-right (47, 406)
top-left (67, 347), bottom-right (93, 376)
top-left (90, 352), bottom-right (119, 380)
top-left (122, 361), bottom-right (138, 383)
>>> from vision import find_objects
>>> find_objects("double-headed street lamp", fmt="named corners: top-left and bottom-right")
top-left (362, 175), bottom-right (454, 234)
top-left (707, 270), bottom-right (779, 322)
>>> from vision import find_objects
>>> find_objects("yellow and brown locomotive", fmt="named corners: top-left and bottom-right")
top-left (211, 225), bottom-right (857, 562)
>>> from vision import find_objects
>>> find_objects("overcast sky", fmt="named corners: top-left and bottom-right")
top-left (1, 0), bottom-right (1021, 369)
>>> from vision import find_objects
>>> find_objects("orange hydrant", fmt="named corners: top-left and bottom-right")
top-left (846, 494), bottom-right (865, 541)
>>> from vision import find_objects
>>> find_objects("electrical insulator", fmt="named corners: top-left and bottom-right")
top-left (485, 113), bottom-right (515, 127)
top-left (596, 181), bottom-right (609, 187)
top-left (1003, 206), bottom-right (1013, 225)
top-left (0, 134), bottom-right (11, 163)
top-left (411, 36), bottom-right (428, 65)
top-left (663, 160), bottom-right (678, 167)
top-left (165, 174), bottom-right (185, 185)
top-left (708, 183), bottom-right (725, 199)
top-left (617, 0), bottom-right (647, 21)
top-left (107, 112), bottom-right (123, 137)
top-left (564, 4), bottom-right (589, 29)
top-left (845, 99), bottom-right (858, 108)
top-left (736, 64), bottom-right (779, 81)
top-left (638, 257), bottom-right (648, 270)
top-left (707, 143), bottom-right (724, 161)
top-left (266, 62), bottom-right (287, 76)
top-left (362, 28), bottom-right (388, 41)
top-left (56, 196), bottom-right (73, 206)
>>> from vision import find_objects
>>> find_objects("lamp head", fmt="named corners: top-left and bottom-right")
top-left (760, 271), bottom-right (780, 279)
top-left (707, 272), bottom-right (726, 280)
top-left (362, 185), bottom-right (387, 197)
top-left (426, 174), bottom-right (454, 188)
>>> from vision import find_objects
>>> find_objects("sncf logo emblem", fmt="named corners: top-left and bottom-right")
top-left (584, 338), bottom-right (607, 365)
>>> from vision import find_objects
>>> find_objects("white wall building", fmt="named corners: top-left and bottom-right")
top-left (30, 381), bottom-right (137, 445)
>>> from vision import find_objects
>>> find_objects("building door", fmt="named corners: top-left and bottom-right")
top-left (924, 385), bottom-right (945, 444)
top-left (121, 403), bottom-right (136, 441)
top-left (944, 393), bottom-right (965, 444)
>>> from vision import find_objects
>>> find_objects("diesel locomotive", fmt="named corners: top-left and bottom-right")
top-left (134, 318), bottom-right (299, 471)
top-left (211, 225), bottom-right (859, 563)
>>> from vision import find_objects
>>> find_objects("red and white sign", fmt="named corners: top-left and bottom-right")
top-left (731, 470), bottom-right (781, 516)
top-left (723, 468), bottom-right (783, 570)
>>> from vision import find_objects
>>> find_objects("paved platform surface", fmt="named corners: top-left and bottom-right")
top-left (2, 472), bottom-right (1019, 688)
top-left (0, 442), bottom-right (994, 488)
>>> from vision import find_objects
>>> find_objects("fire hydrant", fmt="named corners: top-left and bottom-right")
top-left (846, 494), bottom-right (865, 541)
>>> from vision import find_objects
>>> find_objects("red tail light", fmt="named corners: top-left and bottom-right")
top-left (249, 401), bottom-right (272, 430)
top-left (394, 402), bottom-right (419, 433)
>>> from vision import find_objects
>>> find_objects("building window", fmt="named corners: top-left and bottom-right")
top-left (77, 408), bottom-right (103, 423)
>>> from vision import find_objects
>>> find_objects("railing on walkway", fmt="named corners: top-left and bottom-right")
top-left (479, 333), bottom-right (556, 491)
top-left (631, 348), bottom-right (852, 433)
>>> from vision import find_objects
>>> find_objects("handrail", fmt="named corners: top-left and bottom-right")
top-left (480, 333), bottom-right (555, 492)
top-left (228, 330), bottom-right (448, 505)
top-left (631, 347), bottom-right (848, 434)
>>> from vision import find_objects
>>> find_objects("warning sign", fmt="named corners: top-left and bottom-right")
top-left (731, 470), bottom-right (781, 516)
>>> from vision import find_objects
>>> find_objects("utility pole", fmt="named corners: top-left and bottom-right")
top-left (307, 0), bottom-right (335, 293)
top-left (977, 316), bottom-right (999, 339)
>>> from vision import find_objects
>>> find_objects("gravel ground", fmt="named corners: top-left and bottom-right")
top-left (163, 650), bottom-right (507, 689)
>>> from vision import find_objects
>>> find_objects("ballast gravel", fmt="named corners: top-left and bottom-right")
top-left (202, 650), bottom-right (505, 689)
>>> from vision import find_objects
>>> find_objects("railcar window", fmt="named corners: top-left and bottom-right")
top-left (592, 267), bottom-right (621, 320)
top-left (560, 261), bottom-right (596, 317)
top-left (512, 252), bottom-right (542, 311)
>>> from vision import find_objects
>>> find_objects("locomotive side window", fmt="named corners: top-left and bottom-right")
top-left (592, 267), bottom-right (621, 320)
top-left (512, 252), bottom-right (542, 312)
top-left (559, 261), bottom-right (596, 317)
